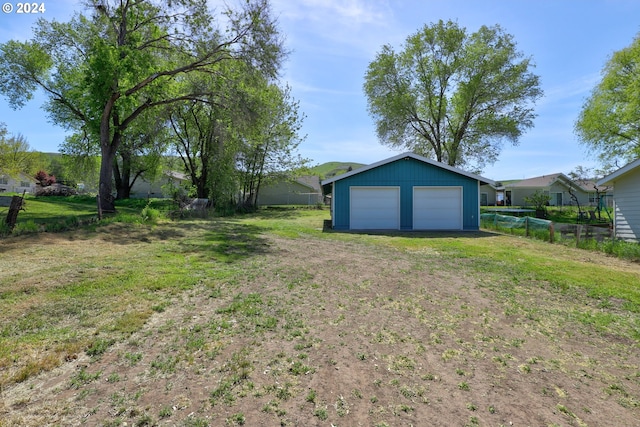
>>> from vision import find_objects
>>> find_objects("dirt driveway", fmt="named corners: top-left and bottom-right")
top-left (2, 226), bottom-right (640, 426)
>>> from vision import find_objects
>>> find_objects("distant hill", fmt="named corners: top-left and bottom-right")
top-left (309, 162), bottom-right (366, 179)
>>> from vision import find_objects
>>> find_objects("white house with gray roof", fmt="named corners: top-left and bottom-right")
top-left (597, 159), bottom-right (640, 243)
top-left (257, 175), bottom-right (323, 206)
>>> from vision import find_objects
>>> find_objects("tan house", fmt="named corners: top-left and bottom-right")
top-left (597, 158), bottom-right (640, 242)
top-left (0, 171), bottom-right (37, 194)
top-left (480, 183), bottom-right (498, 206)
top-left (129, 171), bottom-right (189, 198)
top-left (503, 173), bottom-right (596, 207)
top-left (257, 176), bottom-right (323, 206)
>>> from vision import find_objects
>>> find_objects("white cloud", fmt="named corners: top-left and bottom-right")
top-left (275, 0), bottom-right (390, 26)
top-left (539, 73), bottom-right (601, 108)
top-left (272, 0), bottom-right (394, 57)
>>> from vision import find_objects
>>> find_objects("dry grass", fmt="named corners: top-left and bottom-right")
top-left (1, 210), bottom-right (640, 426)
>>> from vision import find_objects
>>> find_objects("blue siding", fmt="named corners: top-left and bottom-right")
top-left (332, 158), bottom-right (479, 230)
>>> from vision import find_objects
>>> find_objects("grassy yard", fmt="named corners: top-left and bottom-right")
top-left (1, 205), bottom-right (640, 426)
top-left (0, 195), bottom-right (175, 235)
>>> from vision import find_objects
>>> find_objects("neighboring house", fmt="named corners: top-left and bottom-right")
top-left (480, 183), bottom-right (498, 206)
top-left (0, 171), bottom-right (37, 194)
top-left (321, 152), bottom-right (493, 231)
top-left (504, 173), bottom-right (592, 207)
top-left (129, 170), bottom-right (189, 198)
top-left (597, 158), bottom-right (640, 243)
top-left (257, 175), bottom-right (323, 206)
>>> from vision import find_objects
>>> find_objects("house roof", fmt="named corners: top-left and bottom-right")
top-left (597, 158), bottom-right (640, 186)
top-left (165, 170), bottom-right (188, 181)
top-left (505, 173), bottom-right (600, 192)
top-left (295, 175), bottom-right (321, 192)
top-left (505, 173), bottom-right (566, 188)
top-left (504, 173), bottom-right (607, 193)
top-left (320, 152), bottom-right (495, 190)
top-left (0, 170), bottom-right (36, 181)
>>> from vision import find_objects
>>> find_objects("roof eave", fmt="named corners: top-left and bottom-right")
top-left (597, 158), bottom-right (640, 186)
top-left (320, 152), bottom-right (495, 187)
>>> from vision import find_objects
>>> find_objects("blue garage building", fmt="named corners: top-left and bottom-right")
top-left (321, 152), bottom-right (494, 231)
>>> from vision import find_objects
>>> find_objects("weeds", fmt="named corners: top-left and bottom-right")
top-left (313, 406), bottom-right (328, 420)
top-left (306, 389), bottom-right (317, 403)
top-left (69, 368), bottom-right (101, 389)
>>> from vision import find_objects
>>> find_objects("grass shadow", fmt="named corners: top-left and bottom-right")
top-left (251, 206), bottom-right (320, 220)
top-left (175, 219), bottom-right (272, 263)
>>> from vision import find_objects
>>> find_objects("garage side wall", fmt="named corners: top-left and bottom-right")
top-left (331, 158), bottom-right (480, 230)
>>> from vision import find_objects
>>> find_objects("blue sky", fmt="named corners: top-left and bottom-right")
top-left (1, 0), bottom-right (639, 180)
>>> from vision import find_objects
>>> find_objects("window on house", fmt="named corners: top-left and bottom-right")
top-left (0, 176), bottom-right (8, 185)
top-left (20, 181), bottom-right (30, 187)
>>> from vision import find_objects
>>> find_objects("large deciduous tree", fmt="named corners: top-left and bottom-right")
top-left (0, 0), bottom-right (285, 212)
top-left (575, 33), bottom-right (640, 165)
top-left (167, 61), bottom-right (307, 211)
top-left (363, 20), bottom-right (542, 172)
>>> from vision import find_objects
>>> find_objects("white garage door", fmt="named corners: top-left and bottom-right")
top-left (350, 187), bottom-right (400, 230)
top-left (413, 187), bottom-right (462, 230)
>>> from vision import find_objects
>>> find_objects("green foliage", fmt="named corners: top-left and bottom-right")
top-left (364, 19), bottom-right (542, 171)
top-left (599, 239), bottom-right (640, 261)
top-left (235, 82), bottom-right (309, 210)
top-left (0, 0), bottom-right (288, 211)
top-left (85, 337), bottom-right (114, 357)
top-left (141, 204), bottom-right (161, 223)
top-left (12, 220), bottom-right (39, 235)
top-left (575, 32), bottom-right (640, 164)
top-left (0, 195), bottom-right (177, 236)
top-left (0, 122), bottom-right (46, 176)
top-left (0, 219), bottom-right (11, 236)
top-left (523, 190), bottom-right (551, 210)
top-left (167, 64), bottom-right (309, 211)
top-left (69, 367), bottom-right (101, 389)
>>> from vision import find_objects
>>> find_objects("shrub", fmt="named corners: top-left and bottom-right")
top-left (35, 170), bottom-right (56, 187)
top-left (141, 205), bottom-right (161, 223)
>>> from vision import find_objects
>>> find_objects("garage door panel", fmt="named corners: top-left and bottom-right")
top-left (413, 187), bottom-right (462, 230)
top-left (350, 187), bottom-right (400, 230)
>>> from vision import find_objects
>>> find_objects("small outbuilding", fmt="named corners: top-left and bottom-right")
top-left (257, 176), bottom-right (323, 206)
top-left (597, 158), bottom-right (640, 243)
top-left (321, 152), bottom-right (494, 231)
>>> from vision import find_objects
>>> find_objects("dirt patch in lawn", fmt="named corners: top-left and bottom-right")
top-left (2, 227), bottom-right (640, 426)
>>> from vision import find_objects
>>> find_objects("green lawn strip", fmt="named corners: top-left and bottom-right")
top-left (423, 236), bottom-right (640, 307)
top-left (7, 195), bottom-right (174, 234)
top-left (240, 208), bottom-right (328, 239)
top-left (366, 233), bottom-right (640, 342)
top-left (239, 210), bottom-right (640, 307)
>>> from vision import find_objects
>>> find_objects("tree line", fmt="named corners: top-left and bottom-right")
top-left (2, 6), bottom-right (639, 210)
